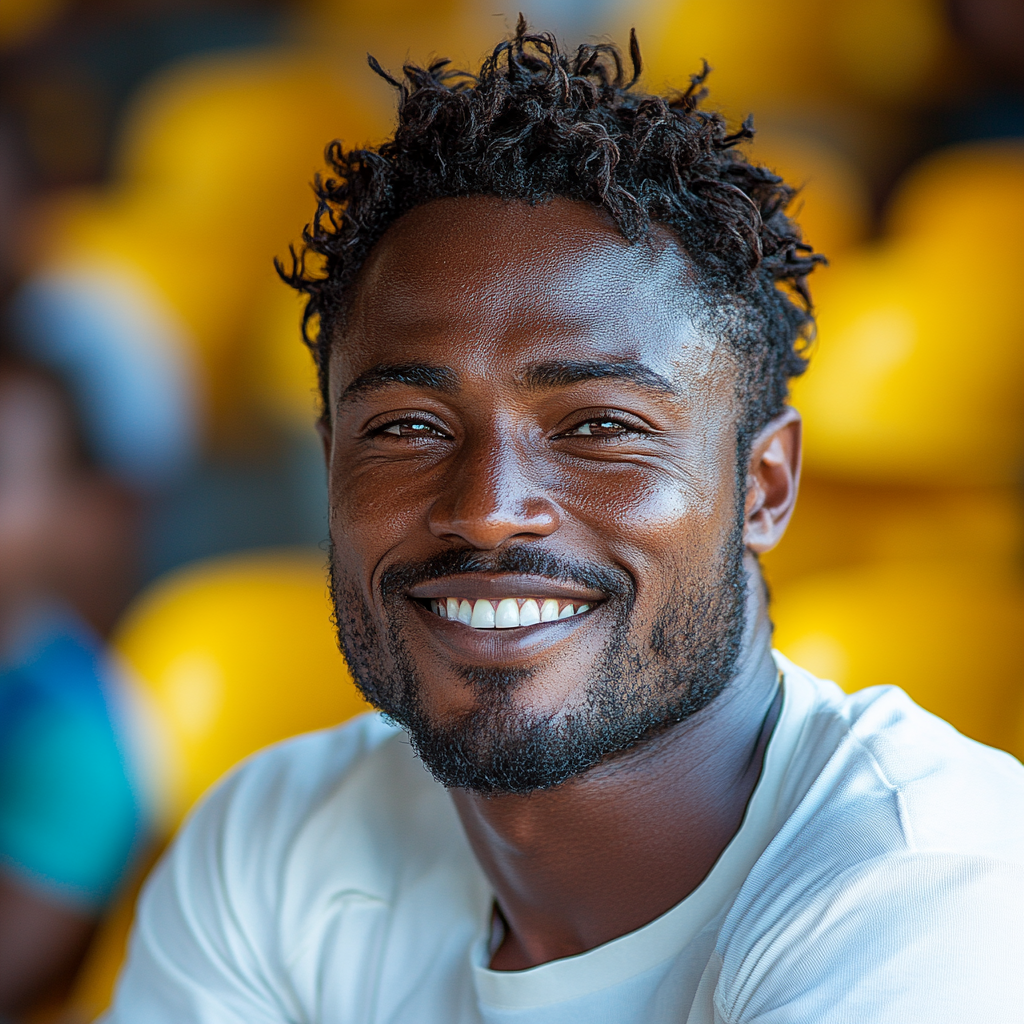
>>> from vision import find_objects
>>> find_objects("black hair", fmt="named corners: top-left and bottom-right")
top-left (280, 19), bottom-right (825, 455)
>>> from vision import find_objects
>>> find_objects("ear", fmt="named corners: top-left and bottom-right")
top-left (743, 407), bottom-right (802, 554)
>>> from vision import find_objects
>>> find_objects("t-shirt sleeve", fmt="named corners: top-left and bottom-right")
top-left (103, 774), bottom-right (295, 1024)
top-left (714, 852), bottom-right (1024, 1024)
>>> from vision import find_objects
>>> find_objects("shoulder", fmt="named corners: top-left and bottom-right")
top-left (714, 844), bottom-right (1024, 1023)
top-left (713, 658), bottom-right (1024, 1022)
top-left (112, 714), bottom-right (445, 1022)
top-left (205, 710), bottom-right (401, 807)
top-left (175, 711), bottom-right (409, 884)
top-left (775, 653), bottom-right (1024, 859)
top-left (143, 711), bottom-right (471, 941)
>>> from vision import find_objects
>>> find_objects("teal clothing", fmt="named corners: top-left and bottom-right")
top-left (0, 608), bottom-right (146, 909)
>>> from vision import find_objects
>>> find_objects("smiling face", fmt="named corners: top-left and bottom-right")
top-left (323, 196), bottom-right (752, 793)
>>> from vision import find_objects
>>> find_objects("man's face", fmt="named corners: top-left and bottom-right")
top-left (324, 196), bottom-right (749, 793)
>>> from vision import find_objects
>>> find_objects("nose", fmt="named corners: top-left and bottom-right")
top-left (428, 434), bottom-right (560, 549)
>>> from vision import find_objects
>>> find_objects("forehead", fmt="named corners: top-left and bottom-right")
top-left (334, 196), bottom-right (728, 387)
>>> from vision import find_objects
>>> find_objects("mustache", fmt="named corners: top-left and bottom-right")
top-left (377, 545), bottom-right (634, 602)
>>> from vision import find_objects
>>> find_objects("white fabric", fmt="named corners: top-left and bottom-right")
top-left (105, 654), bottom-right (1024, 1023)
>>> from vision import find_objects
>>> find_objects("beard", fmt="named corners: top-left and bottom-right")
top-left (330, 523), bottom-right (746, 796)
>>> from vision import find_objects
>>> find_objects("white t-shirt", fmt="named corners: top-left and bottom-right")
top-left (106, 654), bottom-right (1024, 1023)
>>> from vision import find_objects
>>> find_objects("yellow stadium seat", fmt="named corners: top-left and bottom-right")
top-left (248, 282), bottom-right (321, 431)
top-left (66, 548), bottom-right (370, 1020)
top-left (640, 0), bottom-right (948, 115)
top-left (746, 132), bottom-right (870, 262)
top-left (762, 478), bottom-right (1024, 588)
top-left (113, 547), bottom-right (369, 824)
top-left (641, 0), bottom-right (831, 111)
top-left (309, 0), bottom-right (492, 73)
top-left (883, 140), bottom-right (1024, 247)
top-left (792, 141), bottom-right (1024, 486)
top-left (37, 50), bottom-right (390, 438)
top-left (772, 561), bottom-right (1024, 759)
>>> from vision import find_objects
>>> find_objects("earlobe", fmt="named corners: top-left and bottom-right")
top-left (743, 408), bottom-right (802, 554)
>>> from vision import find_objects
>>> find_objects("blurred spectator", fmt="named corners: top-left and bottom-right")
top-left (10, 266), bottom-right (200, 493)
top-left (6, 36), bottom-right (392, 579)
top-left (0, 348), bottom-right (156, 1019)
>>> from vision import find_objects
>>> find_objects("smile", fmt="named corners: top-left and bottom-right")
top-left (426, 597), bottom-right (592, 629)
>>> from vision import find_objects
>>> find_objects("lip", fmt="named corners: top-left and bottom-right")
top-left (407, 573), bottom-right (607, 603)
top-left (408, 593), bottom-right (602, 662)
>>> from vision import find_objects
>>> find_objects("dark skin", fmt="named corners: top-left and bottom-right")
top-left (322, 196), bottom-right (801, 970)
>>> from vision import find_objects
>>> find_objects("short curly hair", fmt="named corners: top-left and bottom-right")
top-left (281, 20), bottom-right (824, 453)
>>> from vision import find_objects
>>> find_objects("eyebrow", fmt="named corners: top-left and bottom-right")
top-left (335, 358), bottom-right (677, 410)
top-left (336, 362), bottom-right (459, 407)
top-left (521, 360), bottom-right (678, 396)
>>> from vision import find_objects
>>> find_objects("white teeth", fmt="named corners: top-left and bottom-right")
top-left (519, 599), bottom-right (541, 627)
top-left (431, 596), bottom-right (594, 627)
top-left (495, 598), bottom-right (520, 629)
top-left (470, 599), bottom-right (496, 628)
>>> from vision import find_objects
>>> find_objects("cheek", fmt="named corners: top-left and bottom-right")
top-left (559, 455), bottom-right (737, 564)
top-left (327, 455), bottom-right (438, 569)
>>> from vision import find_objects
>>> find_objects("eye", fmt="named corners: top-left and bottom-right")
top-left (376, 419), bottom-right (449, 439)
top-left (563, 417), bottom-right (637, 438)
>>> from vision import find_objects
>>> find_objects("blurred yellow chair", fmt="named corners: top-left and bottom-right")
top-left (765, 142), bottom-right (1024, 749)
top-left (248, 282), bottom-right (322, 432)
top-left (36, 49), bottom-right (390, 440)
top-left (766, 141), bottom-right (1024, 595)
top-left (793, 141), bottom-right (1024, 487)
top-left (772, 561), bottom-right (1024, 760)
top-left (309, 0), bottom-right (492, 72)
top-left (642, 0), bottom-right (948, 114)
top-left (115, 547), bottom-right (368, 824)
top-left (762, 478), bottom-right (1024, 589)
top-left (643, 0), bottom-right (831, 111)
top-left (65, 548), bottom-right (369, 1020)
top-left (746, 132), bottom-right (870, 262)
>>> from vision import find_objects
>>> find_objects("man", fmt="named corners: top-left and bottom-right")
top-left (108, 25), bottom-right (1024, 1023)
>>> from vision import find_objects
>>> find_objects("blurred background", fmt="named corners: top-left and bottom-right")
top-left (0, 0), bottom-right (1020, 1019)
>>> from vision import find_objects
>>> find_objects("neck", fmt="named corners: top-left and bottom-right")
top-left (449, 555), bottom-right (781, 971)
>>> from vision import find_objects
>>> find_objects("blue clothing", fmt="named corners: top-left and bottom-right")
top-left (0, 608), bottom-right (146, 909)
